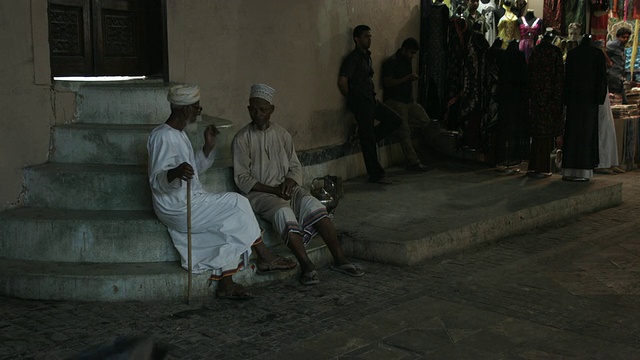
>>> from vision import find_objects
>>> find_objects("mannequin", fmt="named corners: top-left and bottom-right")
top-left (482, 37), bottom-right (504, 164)
top-left (517, 9), bottom-right (542, 62)
top-left (496, 39), bottom-right (528, 168)
top-left (527, 28), bottom-right (564, 177)
top-left (513, 0), bottom-right (528, 16)
top-left (497, 1), bottom-right (519, 49)
top-left (562, 34), bottom-right (608, 181)
top-left (464, 0), bottom-right (487, 35)
top-left (561, 22), bottom-right (582, 61)
top-left (477, 0), bottom-right (498, 45)
top-left (420, 0), bottom-right (450, 121)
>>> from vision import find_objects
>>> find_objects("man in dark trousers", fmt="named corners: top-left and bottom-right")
top-left (606, 27), bottom-right (631, 104)
top-left (338, 24), bottom-right (402, 184)
top-left (382, 37), bottom-right (432, 172)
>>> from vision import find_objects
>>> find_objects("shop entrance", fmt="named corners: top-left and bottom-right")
top-left (48, 0), bottom-right (164, 78)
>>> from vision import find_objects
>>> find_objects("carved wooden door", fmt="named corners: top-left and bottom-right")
top-left (48, 0), bottom-right (163, 77)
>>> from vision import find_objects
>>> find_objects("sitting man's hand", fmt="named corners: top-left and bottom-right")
top-left (168, 162), bottom-right (195, 182)
top-left (203, 125), bottom-right (220, 155)
top-left (278, 178), bottom-right (297, 200)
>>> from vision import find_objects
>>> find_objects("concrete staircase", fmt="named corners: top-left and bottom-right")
top-left (0, 82), bottom-right (329, 301)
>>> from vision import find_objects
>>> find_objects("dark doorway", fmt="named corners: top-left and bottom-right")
top-left (48, 0), bottom-right (165, 78)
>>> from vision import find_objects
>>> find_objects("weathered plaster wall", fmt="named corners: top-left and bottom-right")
top-left (0, 1), bottom-right (56, 210)
top-left (529, 0), bottom-right (543, 22)
top-left (166, 0), bottom-right (421, 151)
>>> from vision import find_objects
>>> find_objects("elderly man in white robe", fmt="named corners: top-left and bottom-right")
top-left (232, 84), bottom-right (364, 285)
top-left (147, 84), bottom-right (296, 299)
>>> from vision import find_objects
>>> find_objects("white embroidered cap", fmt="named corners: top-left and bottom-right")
top-left (249, 83), bottom-right (275, 104)
top-left (167, 84), bottom-right (200, 106)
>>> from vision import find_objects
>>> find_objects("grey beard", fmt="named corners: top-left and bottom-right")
top-left (184, 115), bottom-right (202, 134)
top-left (184, 122), bottom-right (198, 134)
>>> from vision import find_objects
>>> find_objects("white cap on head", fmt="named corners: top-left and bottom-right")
top-left (167, 84), bottom-right (200, 106)
top-left (250, 83), bottom-right (275, 104)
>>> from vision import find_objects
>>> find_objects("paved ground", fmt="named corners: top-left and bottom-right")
top-left (2, 160), bottom-right (640, 359)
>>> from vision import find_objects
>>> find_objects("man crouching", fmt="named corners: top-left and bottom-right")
top-left (232, 84), bottom-right (364, 285)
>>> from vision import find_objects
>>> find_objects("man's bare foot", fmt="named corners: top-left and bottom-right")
top-left (216, 277), bottom-right (255, 300)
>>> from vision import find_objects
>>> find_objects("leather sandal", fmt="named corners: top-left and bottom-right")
top-left (256, 255), bottom-right (297, 273)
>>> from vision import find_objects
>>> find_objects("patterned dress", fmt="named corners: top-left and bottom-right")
top-left (528, 40), bottom-right (565, 173)
top-left (420, 1), bottom-right (450, 121)
top-left (482, 41), bottom-right (504, 158)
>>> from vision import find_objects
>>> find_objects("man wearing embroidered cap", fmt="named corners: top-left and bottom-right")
top-left (232, 84), bottom-right (364, 285)
top-left (147, 84), bottom-right (296, 299)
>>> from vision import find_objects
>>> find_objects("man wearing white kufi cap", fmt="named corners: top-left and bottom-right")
top-left (147, 84), bottom-right (296, 299)
top-left (233, 83), bottom-right (365, 285)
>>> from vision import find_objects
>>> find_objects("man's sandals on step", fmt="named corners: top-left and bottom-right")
top-left (216, 283), bottom-right (256, 300)
top-left (330, 263), bottom-right (365, 277)
top-left (256, 255), bottom-right (297, 273)
top-left (300, 270), bottom-right (320, 285)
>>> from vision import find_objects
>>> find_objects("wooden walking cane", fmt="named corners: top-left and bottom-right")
top-left (186, 178), bottom-right (193, 304)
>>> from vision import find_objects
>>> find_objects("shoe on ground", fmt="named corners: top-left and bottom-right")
top-left (406, 163), bottom-right (433, 172)
top-left (300, 270), bottom-right (320, 285)
top-left (368, 177), bottom-right (393, 184)
top-left (330, 263), bottom-right (365, 277)
top-left (256, 255), bottom-right (298, 273)
top-left (611, 166), bottom-right (626, 173)
top-left (594, 168), bottom-right (614, 174)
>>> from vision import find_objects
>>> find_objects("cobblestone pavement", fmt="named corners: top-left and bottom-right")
top-left (2, 171), bottom-right (640, 359)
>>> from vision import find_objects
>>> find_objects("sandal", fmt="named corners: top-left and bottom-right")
top-left (300, 270), bottom-right (320, 285)
top-left (216, 283), bottom-right (256, 300)
top-left (369, 177), bottom-right (393, 185)
top-left (256, 255), bottom-right (298, 273)
top-left (330, 263), bottom-right (365, 277)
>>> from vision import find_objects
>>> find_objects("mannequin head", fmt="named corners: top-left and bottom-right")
top-left (542, 27), bottom-right (555, 42)
top-left (525, 9), bottom-right (535, 19)
top-left (567, 23), bottom-right (582, 42)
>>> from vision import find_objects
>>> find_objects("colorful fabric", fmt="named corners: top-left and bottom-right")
top-left (519, 17), bottom-right (543, 62)
top-left (544, 0), bottom-right (564, 33)
top-left (497, 12), bottom-right (519, 49)
top-left (564, 0), bottom-right (588, 33)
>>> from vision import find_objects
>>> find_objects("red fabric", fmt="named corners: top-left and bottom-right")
top-left (544, 0), bottom-right (563, 32)
top-left (591, 13), bottom-right (609, 41)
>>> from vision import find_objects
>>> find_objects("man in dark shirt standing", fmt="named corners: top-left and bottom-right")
top-left (338, 25), bottom-right (402, 184)
top-left (606, 27), bottom-right (631, 104)
top-left (382, 38), bottom-right (432, 171)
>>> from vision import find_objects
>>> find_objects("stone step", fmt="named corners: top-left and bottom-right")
top-left (50, 116), bottom-right (236, 165)
top-left (23, 162), bottom-right (236, 210)
top-left (77, 83), bottom-right (171, 125)
top-left (0, 208), bottom-right (177, 263)
top-left (0, 207), bottom-right (288, 263)
top-left (0, 238), bottom-right (331, 301)
top-left (24, 163), bottom-right (151, 210)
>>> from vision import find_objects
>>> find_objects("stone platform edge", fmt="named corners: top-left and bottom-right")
top-left (340, 182), bottom-right (623, 267)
